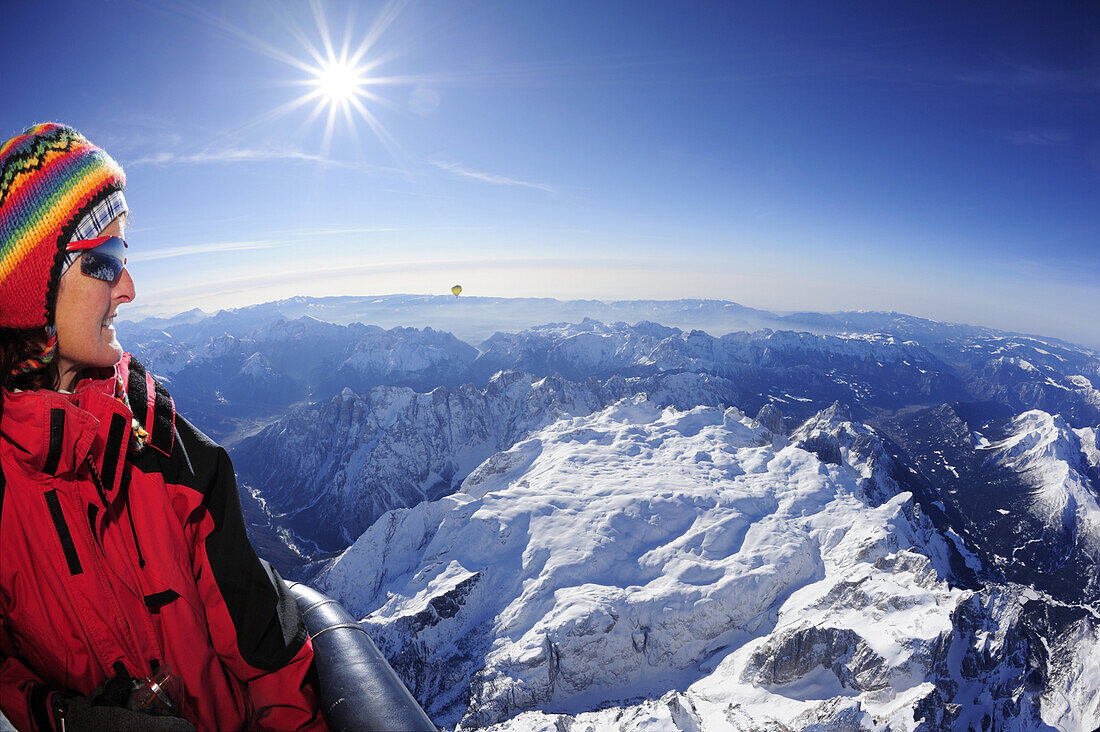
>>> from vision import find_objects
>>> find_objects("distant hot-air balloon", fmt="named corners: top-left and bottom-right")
top-left (451, 285), bottom-right (462, 297)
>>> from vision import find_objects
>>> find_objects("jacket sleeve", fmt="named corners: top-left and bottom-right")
top-left (124, 356), bottom-right (325, 731)
top-left (174, 414), bottom-right (328, 732)
top-left (0, 619), bottom-right (59, 732)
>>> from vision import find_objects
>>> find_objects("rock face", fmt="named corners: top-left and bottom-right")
top-left (743, 626), bottom-right (891, 691)
top-left (754, 403), bottom-right (785, 434)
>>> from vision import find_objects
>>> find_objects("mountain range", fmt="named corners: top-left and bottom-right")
top-left (102, 296), bottom-right (1100, 731)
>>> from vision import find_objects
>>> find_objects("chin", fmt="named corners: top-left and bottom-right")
top-left (98, 342), bottom-right (124, 367)
top-left (107, 332), bottom-right (123, 352)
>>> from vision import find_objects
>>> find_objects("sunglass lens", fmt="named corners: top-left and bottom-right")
top-left (81, 250), bottom-right (125, 282)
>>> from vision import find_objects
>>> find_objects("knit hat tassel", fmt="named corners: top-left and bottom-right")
top-left (10, 327), bottom-right (57, 376)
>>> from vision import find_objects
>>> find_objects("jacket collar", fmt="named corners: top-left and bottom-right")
top-left (2, 373), bottom-right (134, 494)
top-left (116, 353), bottom-right (175, 457)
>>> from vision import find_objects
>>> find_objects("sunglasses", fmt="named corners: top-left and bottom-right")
top-left (65, 236), bottom-right (128, 283)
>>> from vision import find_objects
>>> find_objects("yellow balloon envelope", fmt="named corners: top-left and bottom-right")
top-left (451, 285), bottom-right (462, 297)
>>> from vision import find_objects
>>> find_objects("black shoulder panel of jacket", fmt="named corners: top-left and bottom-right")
top-left (126, 365), bottom-right (308, 672)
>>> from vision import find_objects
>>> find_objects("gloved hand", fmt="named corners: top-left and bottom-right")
top-left (53, 693), bottom-right (196, 732)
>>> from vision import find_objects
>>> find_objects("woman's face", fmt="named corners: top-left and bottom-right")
top-left (53, 217), bottom-right (135, 390)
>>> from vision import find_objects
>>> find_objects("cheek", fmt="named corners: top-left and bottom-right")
top-left (55, 276), bottom-right (106, 341)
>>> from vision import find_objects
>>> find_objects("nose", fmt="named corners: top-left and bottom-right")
top-left (113, 267), bottom-right (136, 304)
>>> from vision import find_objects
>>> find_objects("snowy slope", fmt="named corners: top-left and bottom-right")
top-left (234, 371), bottom-right (739, 552)
top-left (310, 399), bottom-right (1078, 730)
top-left (979, 411), bottom-right (1100, 600)
top-left (1079, 425), bottom-right (1100, 473)
top-left (986, 411), bottom-right (1100, 537)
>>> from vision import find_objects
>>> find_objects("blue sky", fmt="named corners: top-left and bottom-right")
top-left (3, 1), bottom-right (1098, 347)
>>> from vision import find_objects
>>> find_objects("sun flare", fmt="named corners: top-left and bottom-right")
top-left (313, 58), bottom-right (368, 105)
top-left (184, 0), bottom-right (429, 161)
top-left (241, 0), bottom-right (412, 160)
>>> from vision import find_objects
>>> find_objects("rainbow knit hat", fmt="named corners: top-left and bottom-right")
top-left (0, 123), bottom-right (126, 329)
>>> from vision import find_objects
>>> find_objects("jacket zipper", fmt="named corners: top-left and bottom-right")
top-left (85, 453), bottom-right (146, 568)
top-left (79, 454), bottom-right (163, 675)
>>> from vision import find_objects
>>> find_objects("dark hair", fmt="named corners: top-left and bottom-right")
top-left (0, 328), bottom-right (59, 393)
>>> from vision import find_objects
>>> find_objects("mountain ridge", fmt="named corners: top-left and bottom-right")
top-left (121, 295), bottom-right (1100, 354)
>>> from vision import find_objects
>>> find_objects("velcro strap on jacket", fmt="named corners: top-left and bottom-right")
top-left (42, 408), bottom-right (65, 476)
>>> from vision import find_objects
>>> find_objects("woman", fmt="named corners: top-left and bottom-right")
top-left (0, 124), bottom-right (327, 731)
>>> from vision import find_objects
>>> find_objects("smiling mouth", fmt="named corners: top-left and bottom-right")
top-left (102, 315), bottom-right (116, 328)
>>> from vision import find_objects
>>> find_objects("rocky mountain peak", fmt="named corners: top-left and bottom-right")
top-left (754, 403), bottom-right (784, 434)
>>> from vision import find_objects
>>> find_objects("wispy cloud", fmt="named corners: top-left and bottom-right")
top-left (998, 255), bottom-right (1100, 284)
top-left (127, 147), bottom-right (354, 167)
top-left (994, 129), bottom-right (1073, 146)
top-left (950, 61), bottom-right (1100, 94)
top-left (430, 160), bottom-right (557, 194)
top-left (126, 147), bottom-right (410, 178)
top-left (130, 239), bottom-right (286, 263)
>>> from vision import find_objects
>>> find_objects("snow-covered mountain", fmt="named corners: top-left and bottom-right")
top-left (122, 295), bottom-right (792, 346)
top-left (120, 312), bottom-right (1100, 459)
top-left (989, 412), bottom-right (1100, 540)
top-left (222, 317), bottom-right (1099, 563)
top-left (119, 317), bottom-right (480, 440)
top-left (310, 399), bottom-right (1100, 730)
top-left (233, 370), bottom-right (738, 551)
top-left (471, 320), bottom-right (968, 419)
top-left (125, 295), bottom-right (1099, 353)
top-left (105, 298), bottom-right (1100, 730)
top-left (881, 402), bottom-right (1100, 609)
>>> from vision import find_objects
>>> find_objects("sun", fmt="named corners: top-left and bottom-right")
top-left (242, 0), bottom-right (411, 160)
top-left (154, 0), bottom-right (419, 162)
top-left (313, 58), bottom-right (368, 105)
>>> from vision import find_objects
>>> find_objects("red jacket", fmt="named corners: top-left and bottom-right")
top-left (0, 355), bottom-right (327, 731)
